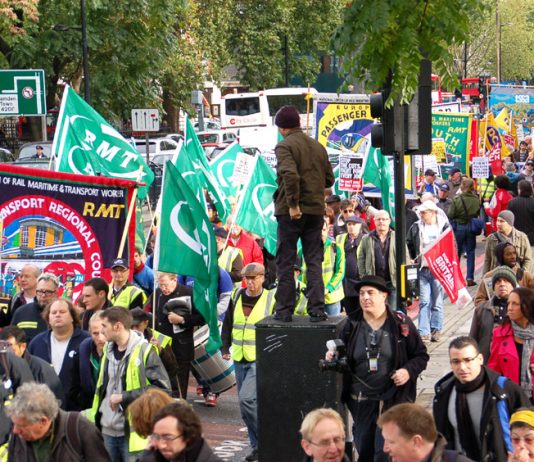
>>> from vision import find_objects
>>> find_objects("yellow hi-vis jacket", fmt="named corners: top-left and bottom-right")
top-left (231, 289), bottom-right (275, 362)
top-left (89, 341), bottom-right (154, 452)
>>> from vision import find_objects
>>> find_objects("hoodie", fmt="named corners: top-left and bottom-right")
top-left (99, 330), bottom-right (145, 436)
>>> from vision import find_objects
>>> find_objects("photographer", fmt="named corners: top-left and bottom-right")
top-left (146, 272), bottom-right (205, 399)
top-left (324, 275), bottom-right (428, 462)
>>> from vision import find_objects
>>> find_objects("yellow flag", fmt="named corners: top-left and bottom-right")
top-left (495, 108), bottom-right (511, 132)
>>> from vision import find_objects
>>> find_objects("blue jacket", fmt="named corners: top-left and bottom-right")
top-left (28, 328), bottom-right (90, 411)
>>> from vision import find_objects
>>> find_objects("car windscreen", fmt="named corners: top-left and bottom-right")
top-left (225, 97), bottom-right (260, 116)
top-left (18, 144), bottom-right (53, 160)
top-left (267, 94), bottom-right (312, 116)
top-left (198, 133), bottom-right (219, 144)
top-left (135, 142), bottom-right (157, 154)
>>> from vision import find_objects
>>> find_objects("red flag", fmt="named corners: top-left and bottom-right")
top-left (423, 228), bottom-right (466, 303)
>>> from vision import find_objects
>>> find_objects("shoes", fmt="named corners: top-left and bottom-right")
top-left (420, 334), bottom-right (431, 343)
top-left (272, 312), bottom-right (292, 322)
top-left (245, 449), bottom-right (258, 461)
top-left (309, 312), bottom-right (328, 322)
top-left (196, 386), bottom-right (203, 397)
top-left (205, 393), bottom-right (217, 407)
top-left (431, 330), bottom-right (442, 342)
top-left (466, 279), bottom-right (477, 287)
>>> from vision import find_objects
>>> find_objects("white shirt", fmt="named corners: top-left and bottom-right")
top-left (50, 334), bottom-right (71, 375)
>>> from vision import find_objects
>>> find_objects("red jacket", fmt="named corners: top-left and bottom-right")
top-left (485, 188), bottom-right (513, 232)
top-left (488, 322), bottom-right (534, 395)
top-left (227, 231), bottom-right (264, 267)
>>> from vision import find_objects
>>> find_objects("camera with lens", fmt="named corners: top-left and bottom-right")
top-left (318, 339), bottom-right (348, 373)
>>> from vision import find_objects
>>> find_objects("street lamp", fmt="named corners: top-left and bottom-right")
top-left (52, 0), bottom-right (90, 104)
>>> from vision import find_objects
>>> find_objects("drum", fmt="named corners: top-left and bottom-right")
top-left (192, 325), bottom-right (236, 394)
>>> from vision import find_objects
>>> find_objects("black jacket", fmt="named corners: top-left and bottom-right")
top-left (0, 351), bottom-right (33, 444)
top-left (433, 367), bottom-right (529, 462)
top-left (23, 350), bottom-right (65, 407)
top-left (147, 285), bottom-right (205, 362)
top-left (469, 297), bottom-right (504, 364)
top-left (137, 438), bottom-right (222, 462)
top-left (339, 309), bottom-right (429, 408)
top-left (507, 196), bottom-right (534, 245)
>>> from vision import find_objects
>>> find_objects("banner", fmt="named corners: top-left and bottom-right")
top-left (0, 164), bottom-right (136, 299)
top-left (338, 154), bottom-right (364, 191)
top-left (489, 85), bottom-right (534, 134)
top-left (423, 228), bottom-right (470, 305)
top-left (431, 113), bottom-right (472, 172)
top-left (53, 86), bottom-right (154, 200)
top-left (155, 161), bottom-right (220, 352)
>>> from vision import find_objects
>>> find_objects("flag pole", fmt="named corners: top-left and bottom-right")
top-left (306, 83), bottom-right (311, 136)
top-left (117, 167), bottom-right (143, 259)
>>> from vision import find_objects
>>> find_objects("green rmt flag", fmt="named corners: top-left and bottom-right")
top-left (208, 141), bottom-right (245, 197)
top-left (154, 161), bottom-right (221, 352)
top-left (234, 155), bottom-right (278, 255)
top-left (52, 85), bottom-right (154, 199)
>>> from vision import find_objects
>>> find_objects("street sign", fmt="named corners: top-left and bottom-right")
top-left (131, 108), bottom-right (160, 132)
top-left (0, 69), bottom-right (47, 116)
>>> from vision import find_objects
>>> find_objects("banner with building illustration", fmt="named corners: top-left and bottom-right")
top-left (431, 112), bottom-right (472, 173)
top-left (0, 164), bottom-right (136, 299)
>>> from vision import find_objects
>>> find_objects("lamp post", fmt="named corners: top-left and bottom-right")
top-left (496, 0), bottom-right (501, 84)
top-left (52, 0), bottom-right (90, 104)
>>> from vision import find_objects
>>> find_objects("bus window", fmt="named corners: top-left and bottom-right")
top-left (225, 97), bottom-right (260, 116)
top-left (266, 94), bottom-right (312, 116)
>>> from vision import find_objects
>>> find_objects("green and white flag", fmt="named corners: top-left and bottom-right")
top-left (363, 144), bottom-right (395, 222)
top-left (184, 116), bottom-right (230, 221)
top-left (208, 141), bottom-right (245, 197)
top-left (173, 140), bottom-right (205, 206)
top-left (155, 161), bottom-right (220, 352)
top-left (234, 155), bottom-right (278, 255)
top-left (52, 86), bottom-right (154, 199)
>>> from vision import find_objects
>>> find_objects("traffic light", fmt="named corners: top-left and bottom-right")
top-left (405, 59), bottom-right (432, 155)
top-left (369, 90), bottom-right (401, 156)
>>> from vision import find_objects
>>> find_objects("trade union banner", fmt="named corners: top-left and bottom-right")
top-left (423, 227), bottom-right (471, 306)
top-left (0, 164), bottom-right (136, 299)
top-left (431, 113), bottom-right (472, 172)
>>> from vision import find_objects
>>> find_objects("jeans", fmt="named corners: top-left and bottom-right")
top-left (454, 224), bottom-right (476, 280)
top-left (418, 267), bottom-right (444, 336)
top-left (325, 301), bottom-right (341, 315)
top-left (275, 214), bottom-right (325, 316)
top-left (234, 361), bottom-right (258, 449)
top-left (103, 434), bottom-right (129, 462)
top-left (347, 399), bottom-right (388, 462)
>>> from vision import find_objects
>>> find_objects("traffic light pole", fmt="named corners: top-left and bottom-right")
top-left (393, 149), bottom-right (407, 313)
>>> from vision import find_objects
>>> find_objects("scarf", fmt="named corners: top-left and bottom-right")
top-left (454, 367), bottom-right (486, 460)
top-left (511, 321), bottom-right (534, 398)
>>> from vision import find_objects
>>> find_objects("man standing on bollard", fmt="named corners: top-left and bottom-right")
top-left (272, 105), bottom-right (335, 322)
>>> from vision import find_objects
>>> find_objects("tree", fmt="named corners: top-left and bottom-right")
top-left (334, 0), bottom-right (486, 102)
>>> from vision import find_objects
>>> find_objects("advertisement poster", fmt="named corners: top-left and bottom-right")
top-left (0, 164), bottom-right (136, 299)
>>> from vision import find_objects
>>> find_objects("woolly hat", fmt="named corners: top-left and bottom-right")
top-left (491, 265), bottom-right (517, 289)
top-left (274, 105), bottom-right (301, 129)
top-left (498, 210), bottom-right (515, 227)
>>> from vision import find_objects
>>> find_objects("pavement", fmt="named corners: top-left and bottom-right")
top-left (142, 204), bottom-right (487, 461)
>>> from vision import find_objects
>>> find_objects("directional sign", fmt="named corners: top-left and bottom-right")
top-left (131, 108), bottom-right (160, 132)
top-left (0, 69), bottom-right (47, 116)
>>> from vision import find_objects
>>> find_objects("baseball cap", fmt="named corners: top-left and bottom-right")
top-left (526, 160), bottom-right (534, 166)
top-left (242, 263), bottom-right (265, 278)
top-left (449, 167), bottom-right (461, 175)
top-left (418, 200), bottom-right (439, 212)
top-left (439, 183), bottom-right (450, 192)
top-left (111, 258), bottom-right (129, 269)
top-left (345, 215), bottom-right (364, 224)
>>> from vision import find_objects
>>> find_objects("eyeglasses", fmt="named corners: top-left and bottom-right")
top-left (511, 434), bottom-right (534, 445)
top-left (342, 209), bottom-right (354, 214)
top-left (375, 218), bottom-right (390, 221)
top-left (450, 356), bottom-right (479, 367)
top-left (308, 436), bottom-right (345, 448)
top-left (149, 433), bottom-right (183, 443)
top-left (36, 290), bottom-right (56, 296)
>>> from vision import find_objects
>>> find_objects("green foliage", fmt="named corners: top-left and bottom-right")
top-left (335, 0), bottom-right (486, 104)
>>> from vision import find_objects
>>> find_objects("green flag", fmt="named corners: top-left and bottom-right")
top-left (234, 156), bottom-right (278, 254)
top-left (184, 116), bottom-right (230, 221)
top-left (155, 161), bottom-right (220, 352)
top-left (208, 141), bottom-right (245, 197)
top-left (363, 145), bottom-right (395, 222)
top-left (52, 86), bottom-right (154, 199)
top-left (173, 141), bottom-right (206, 205)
